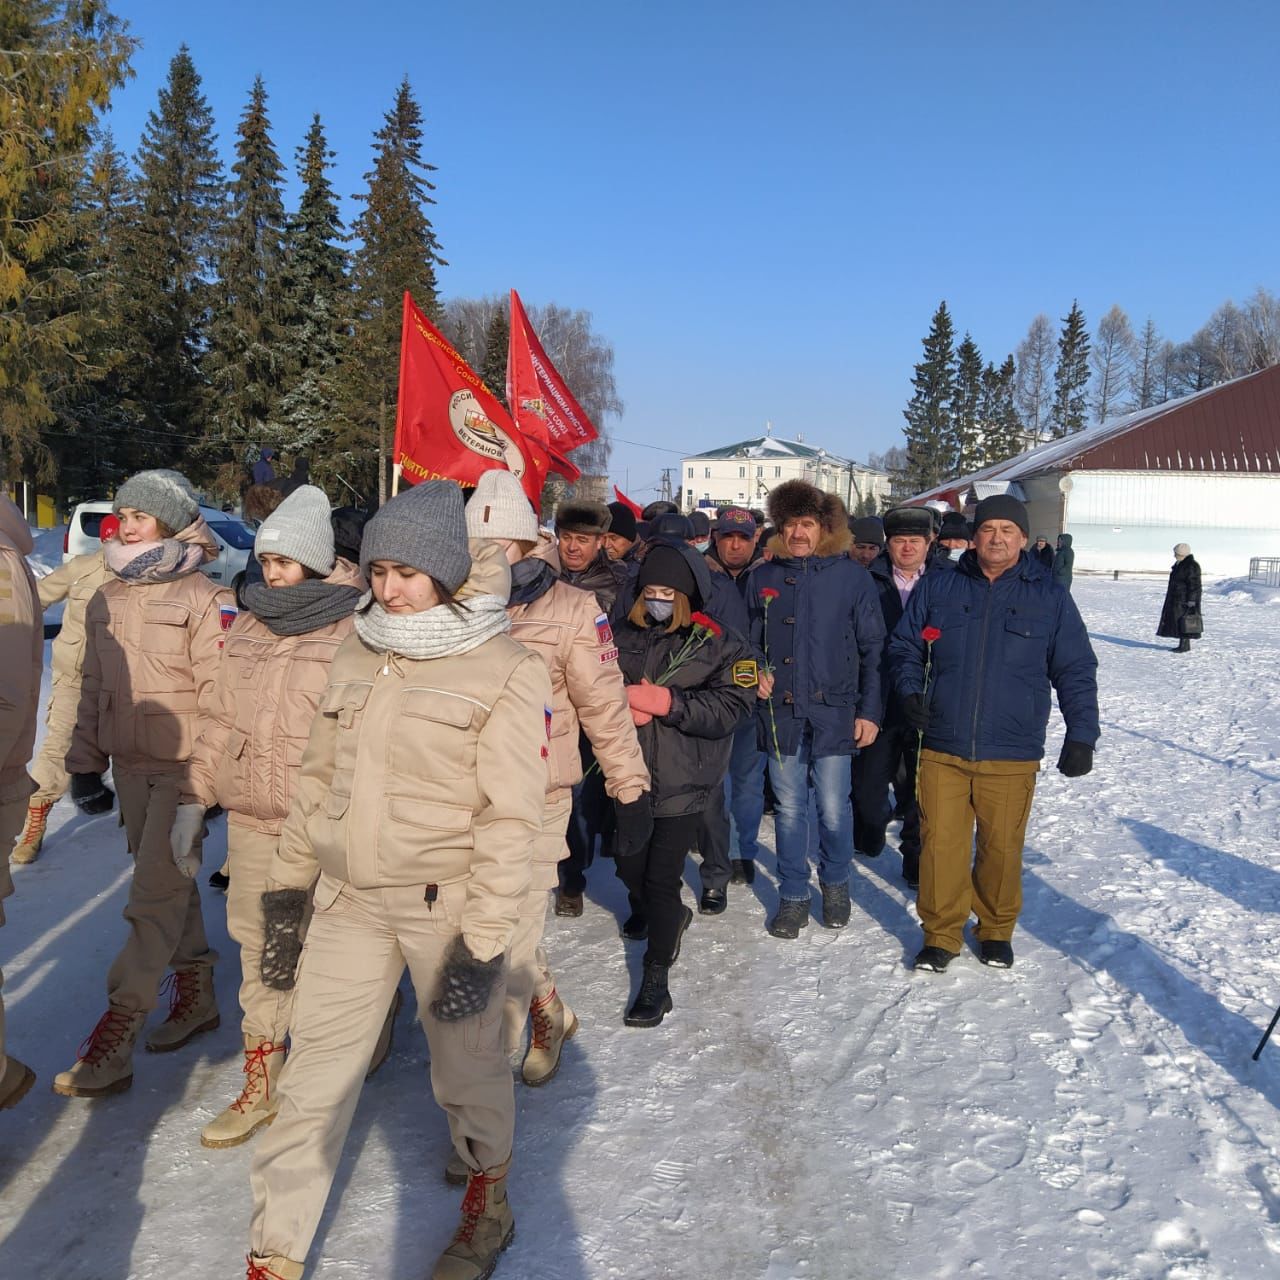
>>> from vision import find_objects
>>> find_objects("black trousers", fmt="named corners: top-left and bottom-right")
top-left (562, 743), bottom-right (611, 896)
top-left (851, 721), bottom-right (922, 876)
top-left (615, 813), bottom-right (700, 966)
top-left (694, 784), bottom-right (732, 892)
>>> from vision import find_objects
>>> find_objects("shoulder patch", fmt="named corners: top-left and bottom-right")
top-left (732, 659), bottom-right (759, 688)
top-left (220, 604), bottom-right (239, 631)
top-left (594, 612), bottom-right (613, 647)
top-left (599, 646), bottom-right (619, 665)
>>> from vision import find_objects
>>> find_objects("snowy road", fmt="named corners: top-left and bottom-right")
top-left (2, 576), bottom-right (1279, 1279)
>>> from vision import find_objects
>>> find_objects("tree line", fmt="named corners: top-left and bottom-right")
top-left (2, 5), bottom-right (617, 510)
top-left (896, 289), bottom-right (1280, 496)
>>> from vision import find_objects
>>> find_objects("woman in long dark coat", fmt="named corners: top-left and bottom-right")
top-left (1157, 542), bottom-right (1201, 653)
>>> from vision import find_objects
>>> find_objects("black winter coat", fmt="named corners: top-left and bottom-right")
top-left (615, 615), bottom-right (755, 818)
top-left (866, 550), bottom-right (951, 725)
top-left (1052, 534), bottom-right (1075, 589)
top-left (1157, 556), bottom-right (1202, 638)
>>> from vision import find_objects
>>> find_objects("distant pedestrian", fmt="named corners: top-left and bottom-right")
top-left (251, 447), bottom-right (277, 486)
top-left (849, 516), bottom-right (885, 568)
top-left (1157, 543), bottom-right (1202, 653)
top-left (1033, 535), bottom-right (1055, 570)
top-left (937, 512), bottom-right (971, 561)
top-left (1052, 533), bottom-right (1074, 590)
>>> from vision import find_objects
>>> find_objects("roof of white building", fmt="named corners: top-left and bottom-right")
top-left (686, 436), bottom-right (885, 471)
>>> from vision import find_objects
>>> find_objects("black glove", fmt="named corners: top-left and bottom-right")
top-left (71, 772), bottom-right (114, 815)
top-left (901, 693), bottom-right (930, 734)
top-left (613, 792), bottom-right (654, 861)
top-left (430, 936), bottom-right (504, 1023)
top-left (260, 888), bottom-right (308, 991)
top-left (1057, 741), bottom-right (1094, 778)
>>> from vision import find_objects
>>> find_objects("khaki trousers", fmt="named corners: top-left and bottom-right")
top-left (0, 787), bottom-right (33, 1075)
top-left (30, 679), bottom-right (81, 803)
top-left (503, 791), bottom-right (572, 1054)
top-left (227, 826), bottom-right (298, 1043)
top-left (249, 876), bottom-right (513, 1263)
top-left (917, 750), bottom-right (1038, 953)
top-left (107, 771), bottom-right (214, 1013)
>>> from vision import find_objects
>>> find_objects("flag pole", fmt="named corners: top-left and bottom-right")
top-left (391, 462), bottom-right (403, 498)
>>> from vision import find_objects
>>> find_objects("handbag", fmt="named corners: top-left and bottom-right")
top-left (1180, 608), bottom-right (1203, 638)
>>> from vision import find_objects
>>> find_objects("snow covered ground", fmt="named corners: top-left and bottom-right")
top-left (3, 575), bottom-right (1280, 1279)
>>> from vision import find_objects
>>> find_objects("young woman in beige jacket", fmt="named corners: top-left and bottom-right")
top-left (181, 486), bottom-right (368, 1148)
top-left (246, 480), bottom-right (552, 1280)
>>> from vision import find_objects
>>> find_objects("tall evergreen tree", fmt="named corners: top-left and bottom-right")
top-left (1050, 301), bottom-right (1091, 437)
top-left (269, 114), bottom-right (349, 478)
top-left (337, 78), bottom-right (447, 503)
top-left (479, 307), bottom-right (509, 407)
top-left (0, 1), bottom-right (134, 483)
top-left (901, 301), bottom-right (955, 493)
top-left (203, 76), bottom-right (287, 490)
top-left (950, 333), bottom-right (985, 475)
top-left (980, 355), bottom-right (1022, 464)
top-left (116, 44), bottom-right (225, 470)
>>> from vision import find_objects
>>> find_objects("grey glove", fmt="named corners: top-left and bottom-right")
top-left (260, 889), bottom-right (308, 991)
top-left (429, 936), bottom-right (504, 1022)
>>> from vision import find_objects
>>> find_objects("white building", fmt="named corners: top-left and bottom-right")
top-left (681, 434), bottom-right (891, 516)
top-left (912, 365), bottom-right (1280, 577)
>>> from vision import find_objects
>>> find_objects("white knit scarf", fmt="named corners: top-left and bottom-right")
top-left (354, 592), bottom-right (511, 660)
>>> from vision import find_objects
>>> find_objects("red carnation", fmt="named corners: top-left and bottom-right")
top-left (759, 587), bottom-right (780, 600)
top-left (921, 626), bottom-right (942, 643)
top-left (691, 612), bottom-right (723, 637)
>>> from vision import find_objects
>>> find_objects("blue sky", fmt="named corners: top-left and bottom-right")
top-left (106, 1), bottom-right (1279, 500)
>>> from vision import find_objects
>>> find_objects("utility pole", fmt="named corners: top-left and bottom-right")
top-left (659, 468), bottom-right (674, 502)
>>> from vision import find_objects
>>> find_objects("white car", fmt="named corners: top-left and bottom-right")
top-left (63, 500), bottom-right (257, 592)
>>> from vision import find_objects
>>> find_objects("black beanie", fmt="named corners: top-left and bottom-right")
top-left (637, 544), bottom-right (698, 601)
top-left (606, 502), bottom-right (637, 542)
top-left (972, 494), bottom-right (1030, 537)
top-left (850, 516), bottom-right (885, 546)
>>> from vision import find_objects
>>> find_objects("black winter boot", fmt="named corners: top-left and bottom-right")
top-left (819, 881), bottom-right (851, 929)
top-left (1174, 638), bottom-right (1191, 653)
top-left (730, 859), bottom-right (755, 885)
top-left (624, 963), bottom-right (672, 1027)
top-left (768, 898), bottom-right (810, 939)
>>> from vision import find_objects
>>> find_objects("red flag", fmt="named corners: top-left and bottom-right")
top-left (508, 289), bottom-right (599, 452)
top-left (395, 292), bottom-right (543, 508)
top-left (612, 486), bottom-right (643, 518)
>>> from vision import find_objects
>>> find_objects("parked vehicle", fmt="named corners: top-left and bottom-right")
top-left (63, 501), bottom-right (256, 591)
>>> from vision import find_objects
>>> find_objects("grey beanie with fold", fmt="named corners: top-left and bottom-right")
top-left (113, 469), bottom-right (200, 534)
top-left (254, 485), bottom-right (335, 574)
top-left (360, 479), bottom-right (472, 592)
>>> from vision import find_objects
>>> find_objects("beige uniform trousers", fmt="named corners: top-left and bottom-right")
top-left (917, 749), bottom-right (1039, 952)
top-left (0, 788), bottom-right (33, 1076)
top-left (107, 772), bottom-right (214, 1012)
top-left (226, 826), bottom-right (297, 1043)
top-left (503, 792), bottom-right (573, 1054)
top-left (249, 876), bottom-right (513, 1263)
top-left (30, 679), bottom-right (81, 803)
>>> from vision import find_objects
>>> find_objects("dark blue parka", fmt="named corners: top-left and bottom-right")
top-left (747, 534), bottom-right (885, 757)
top-left (887, 549), bottom-right (1099, 762)
top-left (866, 549), bottom-right (951, 726)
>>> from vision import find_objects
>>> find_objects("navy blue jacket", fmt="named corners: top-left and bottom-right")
top-left (748, 545), bottom-right (885, 757)
top-left (887, 550), bottom-right (1099, 762)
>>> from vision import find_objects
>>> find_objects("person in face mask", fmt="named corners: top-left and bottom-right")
top-left (688, 509), bottom-right (712, 555)
top-left (937, 512), bottom-right (971, 562)
top-left (612, 544), bottom-right (755, 1027)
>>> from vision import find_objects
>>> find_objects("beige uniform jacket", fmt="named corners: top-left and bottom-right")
top-left (66, 519), bottom-right (235, 783)
top-left (0, 498), bottom-right (42, 792)
top-left (38, 551), bottom-right (111, 685)
top-left (185, 559), bottom-right (363, 834)
top-left (269, 623), bottom-right (553, 962)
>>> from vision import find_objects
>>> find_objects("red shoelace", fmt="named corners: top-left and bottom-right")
top-left (231, 1042), bottom-right (285, 1114)
top-left (76, 1008), bottom-right (138, 1065)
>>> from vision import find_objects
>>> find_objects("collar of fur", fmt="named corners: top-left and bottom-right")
top-left (766, 524), bottom-right (852, 561)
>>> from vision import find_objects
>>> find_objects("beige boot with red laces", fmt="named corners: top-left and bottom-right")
top-left (201, 1036), bottom-right (286, 1148)
top-left (432, 1158), bottom-right (515, 1280)
top-left (246, 1255), bottom-right (303, 1280)
top-left (10, 798), bottom-right (54, 865)
top-left (145, 965), bottom-right (219, 1052)
top-left (52, 1006), bottom-right (146, 1097)
top-left (521, 986), bottom-right (577, 1087)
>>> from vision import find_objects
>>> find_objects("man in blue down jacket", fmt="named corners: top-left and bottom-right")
top-left (889, 495), bottom-right (1099, 973)
top-left (749, 480), bottom-right (884, 938)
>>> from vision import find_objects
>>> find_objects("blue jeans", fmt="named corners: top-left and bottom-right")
top-left (726, 720), bottom-right (765, 863)
top-left (767, 724), bottom-right (854, 901)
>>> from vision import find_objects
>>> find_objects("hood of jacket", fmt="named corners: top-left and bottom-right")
top-left (766, 523), bottom-right (853, 561)
top-left (0, 496), bottom-right (33, 555)
top-left (637, 535), bottom-right (713, 612)
top-left (1057, 534), bottom-right (1073, 548)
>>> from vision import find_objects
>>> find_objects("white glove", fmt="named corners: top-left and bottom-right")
top-left (170, 804), bottom-right (206, 878)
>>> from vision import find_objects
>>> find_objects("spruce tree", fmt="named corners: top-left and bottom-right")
top-left (950, 333), bottom-right (984, 475)
top-left (480, 307), bottom-right (509, 407)
top-left (980, 355), bottom-right (1022, 464)
top-left (338, 78), bottom-right (447, 503)
top-left (269, 114), bottom-right (349, 480)
top-left (901, 301), bottom-right (955, 493)
top-left (204, 76), bottom-right (287, 491)
top-left (116, 44), bottom-right (225, 470)
top-left (0, 1), bottom-right (134, 483)
top-left (1050, 301), bottom-right (1091, 437)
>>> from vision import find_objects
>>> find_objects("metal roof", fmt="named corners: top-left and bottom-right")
top-left (687, 435), bottom-right (885, 471)
top-left (914, 364), bottom-right (1280, 501)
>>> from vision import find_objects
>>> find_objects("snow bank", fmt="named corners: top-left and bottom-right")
top-left (1208, 575), bottom-right (1280, 604)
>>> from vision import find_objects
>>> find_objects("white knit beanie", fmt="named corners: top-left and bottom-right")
top-left (255, 485), bottom-right (335, 574)
top-left (465, 470), bottom-right (538, 543)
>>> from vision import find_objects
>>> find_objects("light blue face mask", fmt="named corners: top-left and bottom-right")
top-left (949, 547), bottom-right (964, 561)
top-left (646, 599), bottom-right (674, 622)
top-left (693, 539), bottom-right (711, 554)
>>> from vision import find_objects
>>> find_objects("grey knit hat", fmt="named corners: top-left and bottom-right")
top-left (114, 469), bottom-right (200, 533)
top-left (360, 480), bottom-right (472, 592)
top-left (465, 470), bottom-right (538, 543)
top-left (254, 485), bottom-right (335, 575)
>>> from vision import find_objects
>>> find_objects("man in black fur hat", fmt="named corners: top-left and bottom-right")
top-left (554, 498), bottom-right (629, 615)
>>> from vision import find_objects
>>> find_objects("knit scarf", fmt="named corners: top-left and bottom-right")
top-left (354, 592), bottom-right (511, 660)
top-left (104, 538), bottom-right (205, 585)
top-left (242, 579), bottom-right (364, 637)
